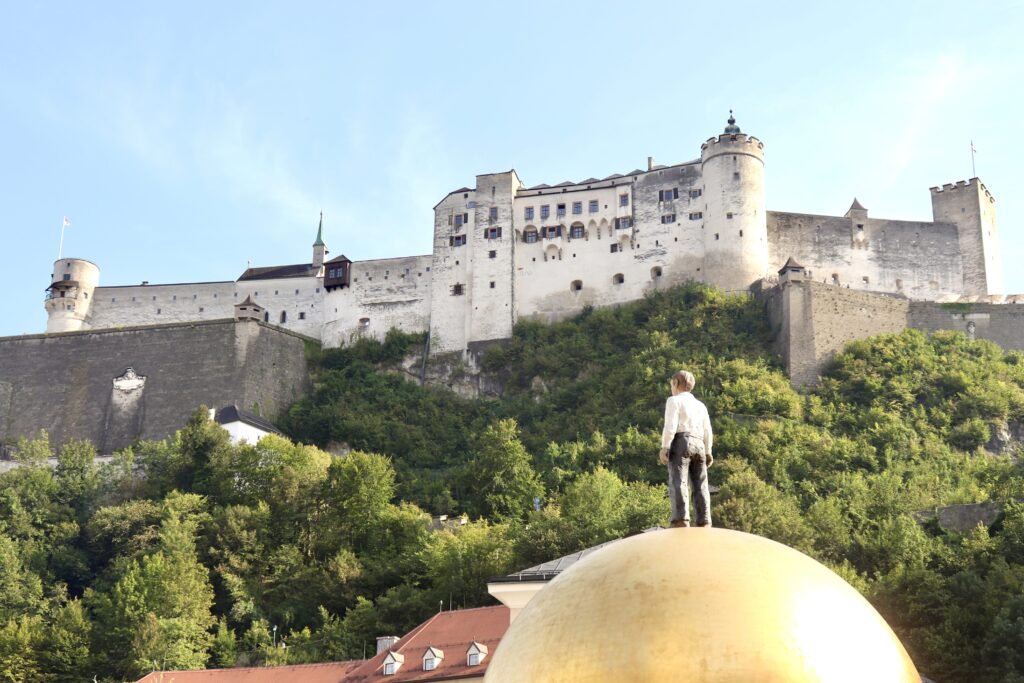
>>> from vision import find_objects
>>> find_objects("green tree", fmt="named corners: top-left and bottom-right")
top-left (464, 420), bottom-right (543, 521)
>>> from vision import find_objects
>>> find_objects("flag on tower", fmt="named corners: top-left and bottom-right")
top-left (971, 141), bottom-right (977, 154)
top-left (63, 216), bottom-right (71, 227)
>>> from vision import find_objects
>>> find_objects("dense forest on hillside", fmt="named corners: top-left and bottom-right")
top-left (2, 283), bottom-right (1024, 682)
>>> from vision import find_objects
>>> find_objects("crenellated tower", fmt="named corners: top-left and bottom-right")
top-left (700, 112), bottom-right (768, 291)
top-left (930, 179), bottom-right (1003, 296)
top-left (44, 258), bottom-right (100, 333)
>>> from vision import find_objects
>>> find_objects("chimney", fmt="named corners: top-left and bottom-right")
top-left (647, 156), bottom-right (654, 171)
top-left (376, 636), bottom-right (400, 654)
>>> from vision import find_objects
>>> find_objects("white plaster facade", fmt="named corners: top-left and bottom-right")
top-left (44, 115), bottom-right (1004, 353)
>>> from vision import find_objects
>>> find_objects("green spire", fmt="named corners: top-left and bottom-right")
top-left (313, 212), bottom-right (325, 247)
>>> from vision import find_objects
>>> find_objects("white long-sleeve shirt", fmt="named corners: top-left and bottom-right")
top-left (660, 392), bottom-right (713, 454)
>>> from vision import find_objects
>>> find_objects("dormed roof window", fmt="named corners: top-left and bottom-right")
top-left (382, 651), bottom-right (404, 676)
top-left (467, 641), bottom-right (489, 667)
top-left (422, 646), bottom-right (444, 671)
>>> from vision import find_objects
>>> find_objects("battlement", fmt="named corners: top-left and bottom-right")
top-left (929, 178), bottom-right (994, 203)
top-left (701, 134), bottom-right (764, 151)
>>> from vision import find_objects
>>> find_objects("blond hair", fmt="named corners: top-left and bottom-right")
top-left (671, 370), bottom-right (695, 392)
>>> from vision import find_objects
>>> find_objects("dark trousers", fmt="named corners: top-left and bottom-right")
top-left (667, 433), bottom-right (711, 527)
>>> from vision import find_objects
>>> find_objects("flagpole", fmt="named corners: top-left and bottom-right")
top-left (971, 141), bottom-right (976, 178)
top-left (58, 218), bottom-right (66, 261)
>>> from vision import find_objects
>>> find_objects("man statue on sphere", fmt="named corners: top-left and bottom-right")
top-left (658, 370), bottom-right (713, 528)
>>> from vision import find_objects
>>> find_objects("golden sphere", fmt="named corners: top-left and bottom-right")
top-left (484, 528), bottom-right (920, 682)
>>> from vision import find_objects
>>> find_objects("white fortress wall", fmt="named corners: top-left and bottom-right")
top-left (321, 254), bottom-right (433, 347)
top-left (428, 188), bottom-right (477, 353)
top-left (512, 163), bottom-right (706, 323)
top-left (767, 210), bottom-right (964, 300)
top-left (467, 171), bottom-right (520, 346)
top-left (89, 281), bottom-right (238, 328)
top-left (234, 276), bottom-right (325, 338)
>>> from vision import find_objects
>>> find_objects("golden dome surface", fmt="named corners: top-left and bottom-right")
top-left (484, 528), bottom-right (920, 682)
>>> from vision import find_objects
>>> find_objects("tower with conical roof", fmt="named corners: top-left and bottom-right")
top-left (312, 212), bottom-right (328, 270)
top-left (700, 112), bottom-right (768, 291)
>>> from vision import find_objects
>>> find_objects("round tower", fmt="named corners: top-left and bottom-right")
top-left (700, 112), bottom-right (768, 292)
top-left (44, 258), bottom-right (100, 332)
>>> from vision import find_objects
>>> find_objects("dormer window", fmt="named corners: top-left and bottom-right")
top-left (422, 647), bottom-right (444, 671)
top-left (467, 641), bottom-right (488, 667)
top-left (382, 651), bottom-right (404, 676)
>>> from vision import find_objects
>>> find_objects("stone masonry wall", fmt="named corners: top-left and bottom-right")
top-left (766, 280), bottom-right (1024, 387)
top-left (0, 319), bottom-right (311, 452)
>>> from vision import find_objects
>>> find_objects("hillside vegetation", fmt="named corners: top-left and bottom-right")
top-left (2, 283), bottom-right (1024, 682)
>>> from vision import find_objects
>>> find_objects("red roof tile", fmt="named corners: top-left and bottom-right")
top-left (135, 660), bottom-right (362, 683)
top-left (344, 605), bottom-right (509, 682)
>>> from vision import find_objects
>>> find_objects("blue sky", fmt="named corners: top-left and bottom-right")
top-left (1, 1), bottom-right (1021, 336)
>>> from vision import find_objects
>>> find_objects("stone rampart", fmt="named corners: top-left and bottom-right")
top-left (0, 319), bottom-right (312, 452)
top-left (765, 280), bottom-right (1024, 387)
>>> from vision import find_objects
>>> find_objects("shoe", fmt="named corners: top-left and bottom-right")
top-left (670, 520), bottom-right (690, 528)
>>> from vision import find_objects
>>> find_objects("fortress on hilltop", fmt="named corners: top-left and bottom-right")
top-left (8, 113), bottom-right (1023, 451)
top-left (43, 114), bottom-right (1008, 358)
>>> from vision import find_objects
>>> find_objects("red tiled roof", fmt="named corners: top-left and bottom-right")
top-left (135, 660), bottom-right (362, 683)
top-left (344, 605), bottom-right (509, 682)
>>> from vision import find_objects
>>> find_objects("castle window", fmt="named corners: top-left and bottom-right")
top-left (661, 214), bottom-right (676, 224)
top-left (690, 189), bottom-right (702, 198)
top-left (193, 294), bottom-right (197, 299)
top-left (589, 199), bottom-right (599, 213)
top-left (299, 312), bottom-right (306, 320)
top-left (489, 206), bottom-right (498, 220)
top-left (280, 311), bottom-right (287, 323)
top-left (274, 290), bottom-right (278, 295)
top-left (862, 276), bottom-right (869, 284)
top-left (524, 206), bottom-right (534, 220)
top-left (83, 292), bottom-right (88, 299)
top-left (857, 224), bottom-right (864, 231)
top-left (612, 273), bottom-right (625, 284)
top-left (157, 308), bottom-right (161, 314)
top-left (264, 312), bottom-right (269, 322)
top-left (452, 283), bottom-right (465, 296)
top-left (485, 226), bottom-right (502, 239)
top-left (610, 244), bottom-right (619, 253)
top-left (572, 201), bottom-right (582, 215)
top-left (571, 280), bottom-right (582, 292)
top-left (714, 233), bottom-right (719, 240)
top-left (359, 317), bottom-right (370, 329)
top-left (614, 217), bottom-right (633, 230)
top-left (111, 297), bottom-right (116, 302)
top-left (490, 281), bottom-right (495, 288)
top-left (570, 224), bottom-right (585, 239)
top-left (651, 266), bottom-right (663, 279)
top-left (524, 228), bottom-right (538, 243)
top-left (489, 250), bottom-right (497, 258)
top-left (739, 230), bottom-right (743, 237)
top-left (62, 273), bottom-right (70, 281)
top-left (896, 278), bottom-right (902, 289)
top-left (734, 172), bottom-right (740, 180)
top-left (454, 213), bottom-right (464, 228)
top-left (541, 226), bottom-right (562, 239)
top-left (199, 307), bottom-right (204, 313)
top-left (689, 212), bottom-right (703, 220)
top-left (540, 205), bottom-right (550, 219)
top-left (450, 234), bottom-right (467, 247)
top-left (658, 188), bottom-right (679, 202)
top-left (556, 203), bottom-right (566, 218)
top-left (173, 295), bottom-right (177, 300)
top-left (831, 273), bottom-right (840, 285)
top-left (727, 213), bottom-right (733, 219)
top-left (619, 193), bottom-right (629, 206)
